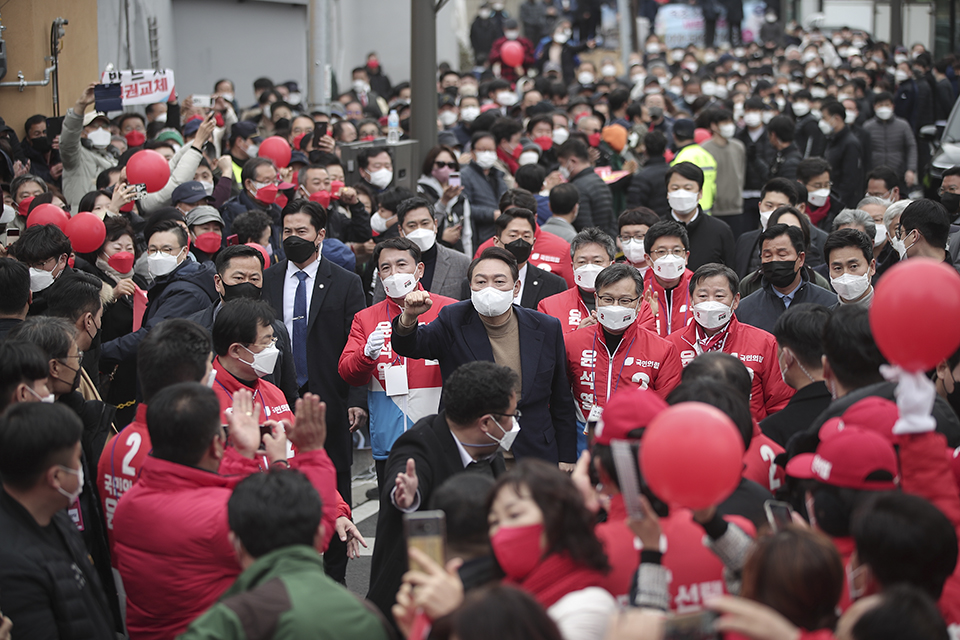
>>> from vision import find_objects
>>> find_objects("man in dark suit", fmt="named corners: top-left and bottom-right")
top-left (460, 207), bottom-right (568, 308)
top-left (373, 197), bottom-right (470, 303)
top-left (734, 178), bottom-right (800, 278)
top-left (760, 303), bottom-right (833, 448)
top-left (184, 245), bottom-right (298, 407)
top-left (0, 257), bottom-right (29, 340)
top-left (392, 247), bottom-right (577, 466)
top-left (262, 199), bottom-right (367, 584)
top-left (366, 361), bottom-right (514, 620)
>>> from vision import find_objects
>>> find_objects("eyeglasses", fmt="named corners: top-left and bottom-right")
top-left (434, 161), bottom-right (459, 170)
top-left (491, 410), bottom-right (523, 420)
top-left (598, 295), bottom-right (640, 306)
top-left (619, 234), bottom-right (645, 243)
top-left (896, 226), bottom-right (914, 240)
top-left (650, 247), bottom-right (686, 258)
top-left (246, 336), bottom-right (278, 350)
top-left (808, 181), bottom-right (833, 190)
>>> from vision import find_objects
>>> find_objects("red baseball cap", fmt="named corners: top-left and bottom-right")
top-left (786, 427), bottom-right (899, 491)
top-left (818, 396), bottom-right (899, 443)
top-left (594, 388), bottom-right (668, 446)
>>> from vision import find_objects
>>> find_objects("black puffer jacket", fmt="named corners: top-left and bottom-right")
top-left (626, 156), bottom-right (670, 217)
top-left (0, 490), bottom-right (117, 639)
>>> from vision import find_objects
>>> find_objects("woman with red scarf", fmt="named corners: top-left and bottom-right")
top-left (486, 459), bottom-right (616, 640)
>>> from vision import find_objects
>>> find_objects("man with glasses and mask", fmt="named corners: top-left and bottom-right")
top-left (185, 245), bottom-right (298, 406)
top-left (340, 238), bottom-right (458, 489)
top-left (564, 263), bottom-right (682, 428)
top-left (100, 220), bottom-right (218, 367)
top-left (668, 263), bottom-right (794, 421)
top-left (9, 224), bottom-right (72, 315)
top-left (0, 403), bottom-right (117, 639)
top-left (221, 157), bottom-right (285, 262)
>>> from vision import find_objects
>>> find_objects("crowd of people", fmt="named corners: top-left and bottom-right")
top-left (1, 3), bottom-right (960, 639)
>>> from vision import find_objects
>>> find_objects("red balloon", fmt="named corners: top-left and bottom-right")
top-left (26, 203), bottom-right (70, 229)
top-left (501, 40), bottom-right (525, 68)
top-left (870, 258), bottom-right (960, 372)
top-left (64, 212), bottom-right (107, 253)
top-left (126, 149), bottom-right (171, 193)
top-left (639, 403), bottom-right (745, 510)
top-left (258, 136), bottom-right (292, 168)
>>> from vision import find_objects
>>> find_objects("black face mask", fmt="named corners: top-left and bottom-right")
top-left (400, 118), bottom-right (410, 132)
top-left (761, 259), bottom-right (799, 288)
top-left (222, 281), bottom-right (262, 302)
top-left (274, 117), bottom-right (291, 131)
top-left (30, 137), bottom-right (52, 154)
top-left (941, 192), bottom-right (960, 216)
top-left (283, 235), bottom-right (318, 264)
top-left (504, 238), bottom-right (533, 264)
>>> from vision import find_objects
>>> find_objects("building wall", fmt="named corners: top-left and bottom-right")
top-left (1, 0), bottom-right (99, 138)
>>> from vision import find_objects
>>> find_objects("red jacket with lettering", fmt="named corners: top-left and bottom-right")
top-left (668, 316), bottom-right (794, 422)
top-left (645, 268), bottom-right (695, 339)
top-left (113, 445), bottom-right (340, 640)
top-left (211, 358), bottom-right (295, 430)
top-left (474, 227), bottom-right (575, 287)
top-left (565, 319), bottom-right (683, 422)
top-left (97, 404), bottom-right (151, 558)
top-left (539, 285), bottom-right (658, 335)
top-left (743, 420), bottom-right (786, 494)
top-left (338, 288), bottom-right (457, 459)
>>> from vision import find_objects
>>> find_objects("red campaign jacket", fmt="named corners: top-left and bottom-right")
top-left (645, 269), bottom-right (695, 339)
top-left (668, 316), bottom-right (795, 422)
top-left (98, 404), bottom-right (151, 557)
top-left (211, 357), bottom-right (296, 429)
top-left (538, 285), bottom-right (657, 335)
top-left (596, 494), bottom-right (640, 598)
top-left (474, 227), bottom-right (576, 287)
top-left (743, 420), bottom-right (786, 494)
top-left (565, 319), bottom-right (683, 422)
top-left (113, 446), bottom-right (340, 640)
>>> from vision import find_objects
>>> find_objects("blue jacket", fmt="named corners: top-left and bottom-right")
top-left (391, 301), bottom-right (578, 463)
top-left (101, 260), bottom-right (218, 365)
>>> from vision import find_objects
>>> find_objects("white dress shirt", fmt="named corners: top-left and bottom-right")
top-left (514, 263), bottom-right (528, 303)
top-left (283, 257), bottom-right (321, 345)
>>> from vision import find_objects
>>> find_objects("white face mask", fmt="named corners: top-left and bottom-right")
top-left (845, 111), bottom-right (858, 124)
top-left (621, 239), bottom-right (647, 265)
top-left (56, 464), bottom-right (84, 502)
top-left (601, 65), bottom-right (617, 78)
top-left (221, 93), bottom-right (235, 102)
top-left (692, 301), bottom-right (733, 330)
top-left (668, 189), bottom-right (699, 214)
top-left (818, 118), bottom-right (835, 136)
top-left (743, 112), bottom-right (762, 128)
top-left (574, 264), bottom-right (604, 292)
top-left (873, 223), bottom-right (887, 247)
top-left (1, 203), bottom-right (15, 224)
top-left (241, 344), bottom-right (280, 378)
top-left (653, 254), bottom-right (686, 280)
top-left (88, 127), bottom-right (112, 148)
top-left (486, 415), bottom-right (521, 451)
top-left (26, 385), bottom-right (55, 403)
top-left (831, 272), bottom-right (870, 301)
top-left (702, 81), bottom-right (718, 96)
top-left (552, 127), bottom-right (570, 145)
top-left (29, 266), bottom-right (57, 292)
top-left (405, 227), bottom-right (436, 252)
top-left (147, 247), bottom-right (184, 277)
top-left (246, 143), bottom-right (260, 158)
top-left (792, 102), bottom-right (810, 117)
top-left (597, 304), bottom-right (638, 331)
top-left (518, 151), bottom-right (540, 166)
top-left (554, 32), bottom-right (569, 44)
top-left (371, 213), bottom-right (391, 234)
top-left (890, 235), bottom-right (907, 259)
top-left (895, 69), bottom-right (910, 83)
top-left (353, 80), bottom-right (371, 94)
top-left (578, 72), bottom-right (595, 85)
top-left (504, 30), bottom-right (520, 40)
top-left (496, 91), bottom-right (518, 106)
top-left (719, 123), bottom-right (737, 139)
top-left (461, 106), bottom-right (481, 123)
top-left (875, 106), bottom-right (894, 121)
top-left (471, 285), bottom-right (515, 316)
top-left (759, 208), bottom-right (775, 231)
top-left (367, 167), bottom-right (393, 189)
top-left (810, 108), bottom-right (822, 121)
top-left (808, 188), bottom-right (831, 207)
top-left (475, 150), bottom-right (498, 170)
top-left (439, 110), bottom-right (459, 127)
top-left (155, 113), bottom-right (168, 124)
top-left (382, 272), bottom-right (418, 299)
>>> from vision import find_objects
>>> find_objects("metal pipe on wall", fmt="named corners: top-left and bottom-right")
top-left (310, 0), bottom-right (331, 109)
top-left (411, 0), bottom-right (438, 166)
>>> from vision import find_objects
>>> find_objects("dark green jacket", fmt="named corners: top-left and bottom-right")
top-left (177, 545), bottom-right (391, 640)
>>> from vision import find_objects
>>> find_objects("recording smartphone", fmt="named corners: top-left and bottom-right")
top-left (764, 500), bottom-right (795, 532)
top-left (663, 610), bottom-right (720, 640)
top-left (611, 440), bottom-right (645, 521)
top-left (6, 228), bottom-right (19, 240)
top-left (46, 116), bottom-right (64, 142)
top-left (448, 172), bottom-right (461, 188)
top-left (93, 83), bottom-right (123, 112)
top-left (129, 183), bottom-right (148, 201)
top-left (192, 94), bottom-right (213, 108)
top-left (404, 510), bottom-right (446, 573)
top-left (312, 122), bottom-right (328, 149)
